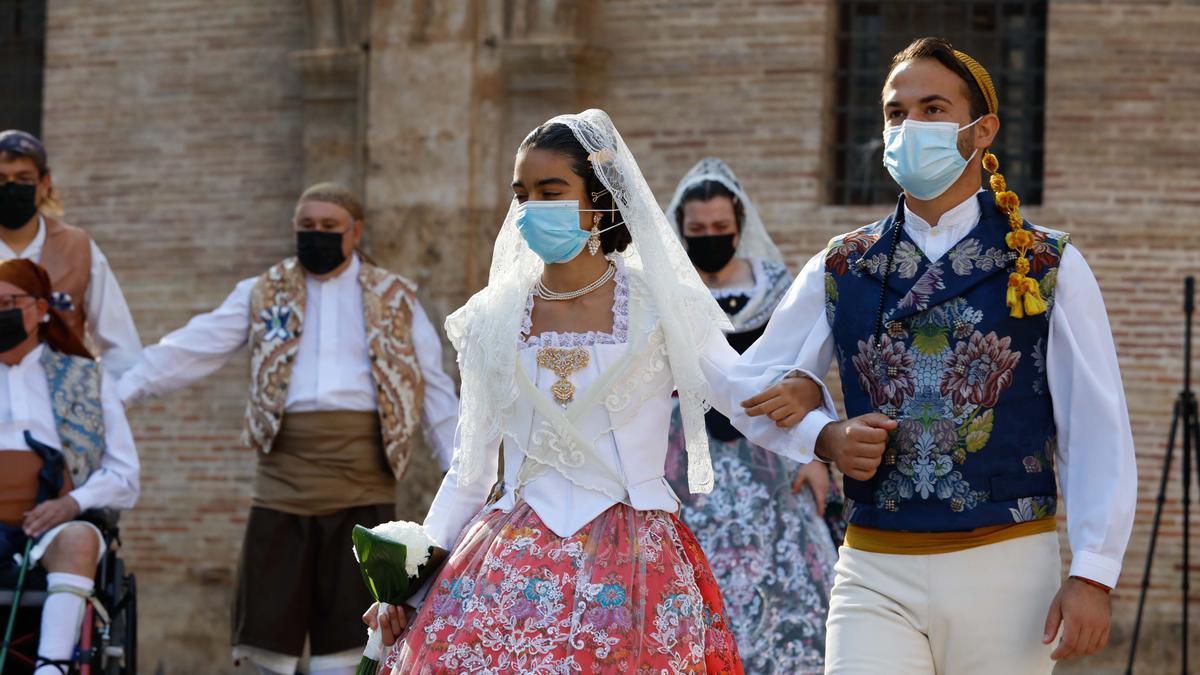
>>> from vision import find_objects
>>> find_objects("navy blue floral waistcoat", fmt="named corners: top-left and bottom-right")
top-left (824, 192), bottom-right (1068, 532)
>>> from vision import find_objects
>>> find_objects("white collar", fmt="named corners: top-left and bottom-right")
top-left (904, 190), bottom-right (984, 232)
top-left (0, 215), bottom-right (46, 260)
top-left (1, 343), bottom-right (44, 372)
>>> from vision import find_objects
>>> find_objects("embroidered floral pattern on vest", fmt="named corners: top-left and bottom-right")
top-left (360, 264), bottom-right (425, 478)
top-left (39, 348), bottom-right (106, 487)
top-left (244, 258), bottom-right (424, 478)
top-left (823, 194), bottom-right (1068, 530)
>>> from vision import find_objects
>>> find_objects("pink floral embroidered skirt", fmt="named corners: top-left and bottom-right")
top-left (384, 500), bottom-right (743, 674)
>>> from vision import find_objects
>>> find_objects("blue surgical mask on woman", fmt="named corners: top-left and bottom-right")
top-left (882, 118), bottom-right (981, 200)
top-left (515, 200), bottom-right (621, 264)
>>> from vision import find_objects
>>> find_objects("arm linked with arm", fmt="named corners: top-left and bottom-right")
top-left (699, 251), bottom-right (841, 463)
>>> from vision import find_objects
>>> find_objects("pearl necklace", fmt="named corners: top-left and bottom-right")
top-left (534, 261), bottom-right (616, 301)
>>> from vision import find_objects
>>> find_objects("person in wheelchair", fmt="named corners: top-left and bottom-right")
top-left (0, 259), bottom-right (139, 675)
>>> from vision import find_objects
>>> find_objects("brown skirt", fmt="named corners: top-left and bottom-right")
top-left (232, 503), bottom-right (395, 657)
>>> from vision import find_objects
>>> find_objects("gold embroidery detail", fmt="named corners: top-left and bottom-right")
top-left (537, 346), bottom-right (590, 405)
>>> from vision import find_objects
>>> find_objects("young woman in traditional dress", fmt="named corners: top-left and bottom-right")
top-left (367, 110), bottom-right (833, 674)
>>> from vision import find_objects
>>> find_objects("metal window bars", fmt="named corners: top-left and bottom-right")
top-left (831, 0), bottom-right (1046, 206)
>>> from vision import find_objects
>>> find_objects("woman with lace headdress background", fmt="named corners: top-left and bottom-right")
top-left (363, 110), bottom-right (839, 674)
top-left (664, 158), bottom-right (841, 674)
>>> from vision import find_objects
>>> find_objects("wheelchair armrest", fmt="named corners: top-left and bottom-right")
top-left (78, 509), bottom-right (121, 536)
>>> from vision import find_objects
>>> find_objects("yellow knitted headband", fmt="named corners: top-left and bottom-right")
top-left (953, 50), bottom-right (999, 115)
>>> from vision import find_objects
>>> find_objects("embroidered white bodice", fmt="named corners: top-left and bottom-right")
top-left (422, 265), bottom-right (833, 548)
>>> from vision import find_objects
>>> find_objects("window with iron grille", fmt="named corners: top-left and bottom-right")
top-left (831, 1), bottom-right (1046, 206)
top-left (0, 0), bottom-right (46, 137)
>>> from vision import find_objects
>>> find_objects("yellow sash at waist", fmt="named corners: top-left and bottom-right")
top-left (844, 517), bottom-right (1057, 555)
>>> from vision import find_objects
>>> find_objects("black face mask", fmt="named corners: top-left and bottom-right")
top-left (296, 230), bottom-right (347, 275)
top-left (0, 183), bottom-right (39, 231)
top-left (0, 308), bottom-right (29, 352)
top-left (684, 233), bottom-right (738, 274)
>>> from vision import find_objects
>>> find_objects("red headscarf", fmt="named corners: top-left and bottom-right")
top-left (0, 259), bottom-right (93, 359)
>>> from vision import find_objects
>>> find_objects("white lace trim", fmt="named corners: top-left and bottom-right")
top-left (727, 258), bottom-right (792, 334)
top-left (710, 285), bottom-right (755, 299)
top-left (603, 323), bottom-right (671, 421)
top-left (521, 261), bottom-right (630, 349)
top-left (708, 257), bottom-right (764, 300)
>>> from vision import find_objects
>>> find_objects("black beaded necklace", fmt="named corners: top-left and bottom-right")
top-left (871, 204), bottom-right (906, 348)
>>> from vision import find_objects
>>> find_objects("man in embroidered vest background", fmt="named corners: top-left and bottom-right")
top-left (117, 182), bottom-right (460, 675)
top-left (734, 38), bottom-right (1137, 673)
top-left (0, 259), bottom-right (140, 675)
top-left (0, 130), bottom-right (143, 377)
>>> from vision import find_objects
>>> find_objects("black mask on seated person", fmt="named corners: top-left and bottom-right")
top-left (0, 308), bottom-right (29, 352)
top-left (296, 230), bottom-right (347, 275)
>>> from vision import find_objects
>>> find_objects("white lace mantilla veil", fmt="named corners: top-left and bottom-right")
top-left (665, 157), bottom-right (784, 264)
top-left (444, 109), bottom-right (732, 495)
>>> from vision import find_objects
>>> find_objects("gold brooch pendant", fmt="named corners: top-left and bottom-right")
top-left (536, 346), bottom-right (590, 405)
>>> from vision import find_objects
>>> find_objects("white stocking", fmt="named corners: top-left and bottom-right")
top-left (34, 572), bottom-right (93, 675)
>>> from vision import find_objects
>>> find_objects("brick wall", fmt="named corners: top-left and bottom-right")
top-left (1038, 3), bottom-right (1200, 670)
top-left (42, 2), bottom-right (306, 671)
top-left (40, 0), bottom-right (1199, 672)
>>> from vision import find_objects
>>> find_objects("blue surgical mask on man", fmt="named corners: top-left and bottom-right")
top-left (882, 118), bottom-right (981, 200)
top-left (515, 200), bottom-right (621, 264)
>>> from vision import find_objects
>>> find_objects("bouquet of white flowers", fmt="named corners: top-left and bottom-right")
top-left (352, 520), bottom-right (446, 675)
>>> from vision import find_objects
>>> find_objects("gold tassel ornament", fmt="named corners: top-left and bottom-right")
top-left (957, 49), bottom-right (1045, 319)
top-left (984, 151), bottom-right (1045, 318)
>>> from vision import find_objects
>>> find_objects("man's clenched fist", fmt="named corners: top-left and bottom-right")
top-left (815, 413), bottom-right (897, 481)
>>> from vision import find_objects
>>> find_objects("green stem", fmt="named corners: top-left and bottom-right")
top-left (0, 539), bottom-right (34, 671)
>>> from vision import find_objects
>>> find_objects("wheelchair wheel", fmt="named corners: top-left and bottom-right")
top-left (120, 574), bottom-right (135, 675)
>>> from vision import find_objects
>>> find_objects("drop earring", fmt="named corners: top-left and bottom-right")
top-left (588, 213), bottom-right (602, 256)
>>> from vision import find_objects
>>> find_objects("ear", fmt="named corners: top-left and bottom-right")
top-left (973, 113), bottom-right (1001, 151)
top-left (31, 297), bottom-right (50, 327)
top-left (348, 218), bottom-right (365, 248)
top-left (37, 171), bottom-right (52, 204)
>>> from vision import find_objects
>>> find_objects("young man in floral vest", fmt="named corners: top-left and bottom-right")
top-left (118, 183), bottom-right (460, 675)
top-left (738, 38), bottom-right (1136, 673)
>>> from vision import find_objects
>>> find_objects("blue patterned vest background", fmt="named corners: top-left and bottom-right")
top-left (824, 193), bottom-right (1068, 532)
top-left (39, 347), bottom-right (107, 488)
